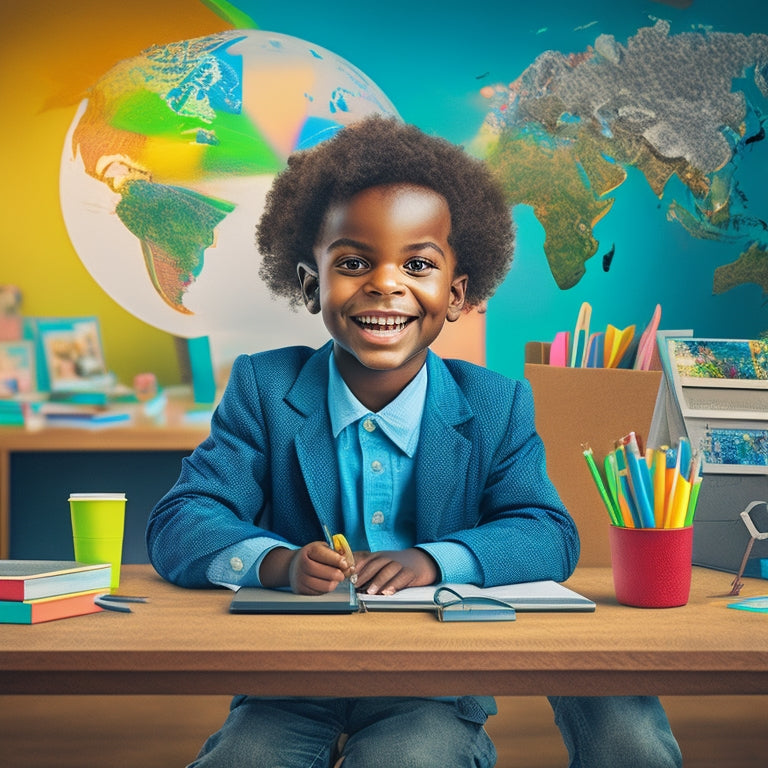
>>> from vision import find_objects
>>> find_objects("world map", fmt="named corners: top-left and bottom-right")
top-left (476, 20), bottom-right (768, 296)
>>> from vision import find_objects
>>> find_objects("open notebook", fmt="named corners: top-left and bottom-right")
top-left (360, 581), bottom-right (595, 612)
top-left (229, 580), bottom-right (595, 614)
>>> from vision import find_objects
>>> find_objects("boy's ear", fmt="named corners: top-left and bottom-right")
top-left (297, 261), bottom-right (321, 314)
top-left (446, 273), bottom-right (468, 323)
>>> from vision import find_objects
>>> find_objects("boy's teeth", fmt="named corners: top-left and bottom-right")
top-left (356, 315), bottom-right (410, 332)
top-left (359, 316), bottom-right (407, 326)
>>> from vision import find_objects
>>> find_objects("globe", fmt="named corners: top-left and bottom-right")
top-left (59, 29), bottom-right (399, 353)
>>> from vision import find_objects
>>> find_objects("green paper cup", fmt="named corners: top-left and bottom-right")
top-left (69, 493), bottom-right (126, 591)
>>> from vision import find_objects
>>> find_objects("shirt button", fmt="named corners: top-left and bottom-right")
top-left (229, 556), bottom-right (244, 572)
top-left (370, 460), bottom-right (383, 473)
top-left (371, 510), bottom-right (385, 524)
top-left (363, 418), bottom-right (376, 432)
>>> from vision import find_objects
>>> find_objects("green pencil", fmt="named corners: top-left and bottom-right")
top-left (582, 445), bottom-right (621, 526)
top-left (684, 477), bottom-right (702, 527)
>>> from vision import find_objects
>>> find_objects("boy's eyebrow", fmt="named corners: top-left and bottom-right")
top-left (326, 237), bottom-right (373, 253)
top-left (404, 241), bottom-right (446, 258)
top-left (326, 238), bottom-right (447, 258)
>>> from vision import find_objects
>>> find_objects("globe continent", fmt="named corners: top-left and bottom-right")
top-left (60, 29), bottom-right (399, 347)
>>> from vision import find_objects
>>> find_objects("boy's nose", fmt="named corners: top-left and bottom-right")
top-left (365, 264), bottom-right (405, 295)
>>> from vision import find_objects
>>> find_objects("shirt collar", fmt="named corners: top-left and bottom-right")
top-left (328, 352), bottom-right (427, 457)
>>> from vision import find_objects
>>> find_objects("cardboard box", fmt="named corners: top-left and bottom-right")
top-left (524, 362), bottom-right (662, 567)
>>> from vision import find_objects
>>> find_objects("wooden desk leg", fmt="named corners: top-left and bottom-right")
top-left (0, 449), bottom-right (9, 558)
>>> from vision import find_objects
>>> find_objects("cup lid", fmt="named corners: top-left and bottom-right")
top-left (68, 492), bottom-right (127, 501)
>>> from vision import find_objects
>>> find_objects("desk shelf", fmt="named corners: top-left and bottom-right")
top-left (0, 398), bottom-right (208, 558)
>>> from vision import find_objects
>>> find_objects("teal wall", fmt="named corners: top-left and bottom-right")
top-left (235, 0), bottom-right (768, 378)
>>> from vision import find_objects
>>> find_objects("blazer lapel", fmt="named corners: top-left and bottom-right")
top-left (286, 344), bottom-right (344, 535)
top-left (415, 353), bottom-right (475, 540)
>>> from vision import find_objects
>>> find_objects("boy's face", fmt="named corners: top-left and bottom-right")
top-left (300, 184), bottom-right (467, 395)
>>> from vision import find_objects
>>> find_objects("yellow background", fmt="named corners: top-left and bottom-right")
top-left (0, 0), bottom-right (233, 386)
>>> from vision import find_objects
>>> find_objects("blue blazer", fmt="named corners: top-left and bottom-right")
top-left (147, 342), bottom-right (579, 588)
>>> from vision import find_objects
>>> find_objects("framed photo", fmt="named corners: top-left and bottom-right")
top-left (659, 337), bottom-right (768, 474)
top-left (0, 340), bottom-right (36, 396)
top-left (34, 317), bottom-right (114, 392)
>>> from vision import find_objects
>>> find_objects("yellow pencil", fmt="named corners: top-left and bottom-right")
top-left (651, 449), bottom-right (666, 528)
top-left (663, 447), bottom-right (679, 528)
top-left (669, 475), bottom-right (691, 529)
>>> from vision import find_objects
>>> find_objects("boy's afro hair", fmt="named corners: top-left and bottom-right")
top-left (257, 116), bottom-right (514, 310)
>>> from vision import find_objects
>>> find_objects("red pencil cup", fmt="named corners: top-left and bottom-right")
top-left (609, 525), bottom-right (694, 608)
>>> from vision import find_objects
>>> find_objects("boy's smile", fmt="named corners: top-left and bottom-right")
top-left (299, 183), bottom-right (467, 410)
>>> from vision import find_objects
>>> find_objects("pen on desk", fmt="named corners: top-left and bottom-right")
top-left (94, 594), bottom-right (148, 613)
top-left (98, 594), bottom-right (148, 602)
top-left (96, 598), bottom-right (132, 613)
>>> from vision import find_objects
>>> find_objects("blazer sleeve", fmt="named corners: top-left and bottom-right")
top-left (434, 368), bottom-right (580, 586)
top-left (145, 355), bottom-right (289, 587)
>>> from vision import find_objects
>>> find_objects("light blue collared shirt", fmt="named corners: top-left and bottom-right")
top-left (328, 354), bottom-right (481, 584)
top-left (207, 351), bottom-right (481, 589)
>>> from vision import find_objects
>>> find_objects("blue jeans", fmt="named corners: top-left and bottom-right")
top-left (548, 696), bottom-right (682, 768)
top-left (189, 695), bottom-right (681, 768)
top-left (188, 696), bottom-right (496, 768)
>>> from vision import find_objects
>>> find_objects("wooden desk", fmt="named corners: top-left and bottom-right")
top-left (2, 565), bottom-right (767, 697)
top-left (0, 398), bottom-right (208, 558)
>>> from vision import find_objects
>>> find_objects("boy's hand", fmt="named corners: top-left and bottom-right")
top-left (353, 548), bottom-right (438, 595)
top-left (260, 542), bottom-right (353, 594)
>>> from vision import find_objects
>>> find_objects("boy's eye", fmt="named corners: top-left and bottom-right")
top-left (337, 257), bottom-right (368, 272)
top-left (405, 258), bottom-right (435, 274)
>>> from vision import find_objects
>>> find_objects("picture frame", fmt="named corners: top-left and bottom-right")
top-left (0, 340), bottom-right (36, 397)
top-left (657, 336), bottom-right (768, 474)
top-left (32, 317), bottom-right (115, 392)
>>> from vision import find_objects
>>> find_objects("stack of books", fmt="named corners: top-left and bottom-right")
top-left (35, 402), bottom-right (134, 429)
top-left (0, 560), bottom-right (112, 623)
top-left (0, 399), bottom-right (25, 426)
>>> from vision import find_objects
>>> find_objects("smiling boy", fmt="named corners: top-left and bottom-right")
top-left (147, 117), bottom-right (681, 767)
top-left (259, 182), bottom-right (472, 595)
